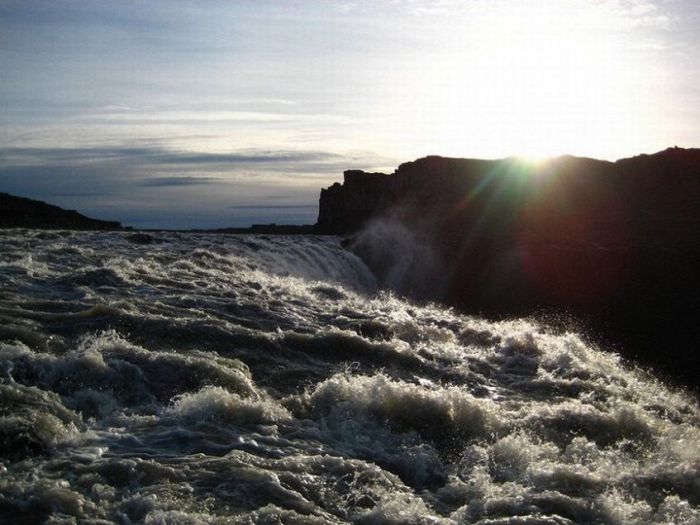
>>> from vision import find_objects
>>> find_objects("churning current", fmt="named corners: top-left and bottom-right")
top-left (0, 230), bottom-right (698, 525)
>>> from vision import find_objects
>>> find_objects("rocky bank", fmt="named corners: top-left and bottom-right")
top-left (317, 148), bottom-right (700, 387)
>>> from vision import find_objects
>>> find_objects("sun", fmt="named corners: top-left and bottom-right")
top-left (380, 2), bottom-right (651, 161)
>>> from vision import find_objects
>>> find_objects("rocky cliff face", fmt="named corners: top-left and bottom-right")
top-left (317, 148), bottom-right (700, 387)
top-left (0, 193), bottom-right (123, 230)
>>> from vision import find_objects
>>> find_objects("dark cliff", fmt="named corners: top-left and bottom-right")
top-left (317, 148), bottom-right (700, 387)
top-left (0, 193), bottom-right (123, 230)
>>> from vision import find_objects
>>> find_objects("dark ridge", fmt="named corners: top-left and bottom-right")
top-left (188, 224), bottom-right (316, 235)
top-left (0, 193), bottom-right (316, 234)
top-left (317, 147), bottom-right (700, 389)
top-left (0, 192), bottom-right (123, 230)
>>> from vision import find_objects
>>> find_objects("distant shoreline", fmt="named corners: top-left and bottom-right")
top-left (0, 191), bottom-right (320, 235)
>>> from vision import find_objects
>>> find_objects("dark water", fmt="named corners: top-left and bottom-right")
top-left (0, 230), bottom-right (698, 524)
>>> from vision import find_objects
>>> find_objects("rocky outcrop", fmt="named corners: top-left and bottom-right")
top-left (318, 171), bottom-right (392, 234)
top-left (317, 148), bottom-right (700, 387)
top-left (0, 193), bottom-right (123, 230)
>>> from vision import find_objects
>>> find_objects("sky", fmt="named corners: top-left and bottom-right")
top-left (1, 0), bottom-right (698, 228)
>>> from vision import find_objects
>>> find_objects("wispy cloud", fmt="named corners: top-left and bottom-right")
top-left (0, 146), bottom-right (347, 168)
top-left (79, 109), bottom-right (349, 125)
top-left (229, 204), bottom-right (317, 209)
top-left (0, 144), bottom-right (393, 228)
top-left (139, 176), bottom-right (222, 187)
top-left (398, 0), bottom-right (674, 29)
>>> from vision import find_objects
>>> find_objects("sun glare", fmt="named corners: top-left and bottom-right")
top-left (514, 154), bottom-right (549, 165)
top-left (381, 2), bottom-right (652, 161)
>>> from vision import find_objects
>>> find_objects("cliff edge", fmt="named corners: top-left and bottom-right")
top-left (317, 148), bottom-right (700, 387)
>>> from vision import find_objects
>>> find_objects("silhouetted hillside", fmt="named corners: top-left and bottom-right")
top-left (0, 193), bottom-right (123, 230)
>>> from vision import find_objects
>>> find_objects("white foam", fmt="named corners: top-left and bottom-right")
top-left (0, 231), bottom-right (697, 524)
top-left (167, 386), bottom-right (290, 425)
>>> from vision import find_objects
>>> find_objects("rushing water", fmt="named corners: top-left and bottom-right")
top-left (0, 230), bottom-right (698, 524)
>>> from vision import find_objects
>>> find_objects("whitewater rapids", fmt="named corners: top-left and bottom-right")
top-left (0, 230), bottom-right (698, 524)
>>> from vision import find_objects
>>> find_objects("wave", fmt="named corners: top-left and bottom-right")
top-left (0, 230), bottom-right (697, 524)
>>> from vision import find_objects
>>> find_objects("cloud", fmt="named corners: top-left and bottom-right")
top-left (398, 0), bottom-right (674, 30)
top-left (0, 144), bottom-right (392, 228)
top-left (0, 146), bottom-right (393, 178)
top-left (139, 176), bottom-right (221, 187)
top-left (228, 204), bottom-right (317, 209)
top-left (0, 147), bottom-right (163, 165)
top-left (80, 109), bottom-right (343, 124)
top-left (0, 146), bottom-right (346, 167)
top-left (154, 151), bottom-right (343, 166)
top-left (52, 191), bottom-right (117, 197)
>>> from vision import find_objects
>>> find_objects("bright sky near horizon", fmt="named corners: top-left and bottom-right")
top-left (1, 0), bottom-right (698, 228)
